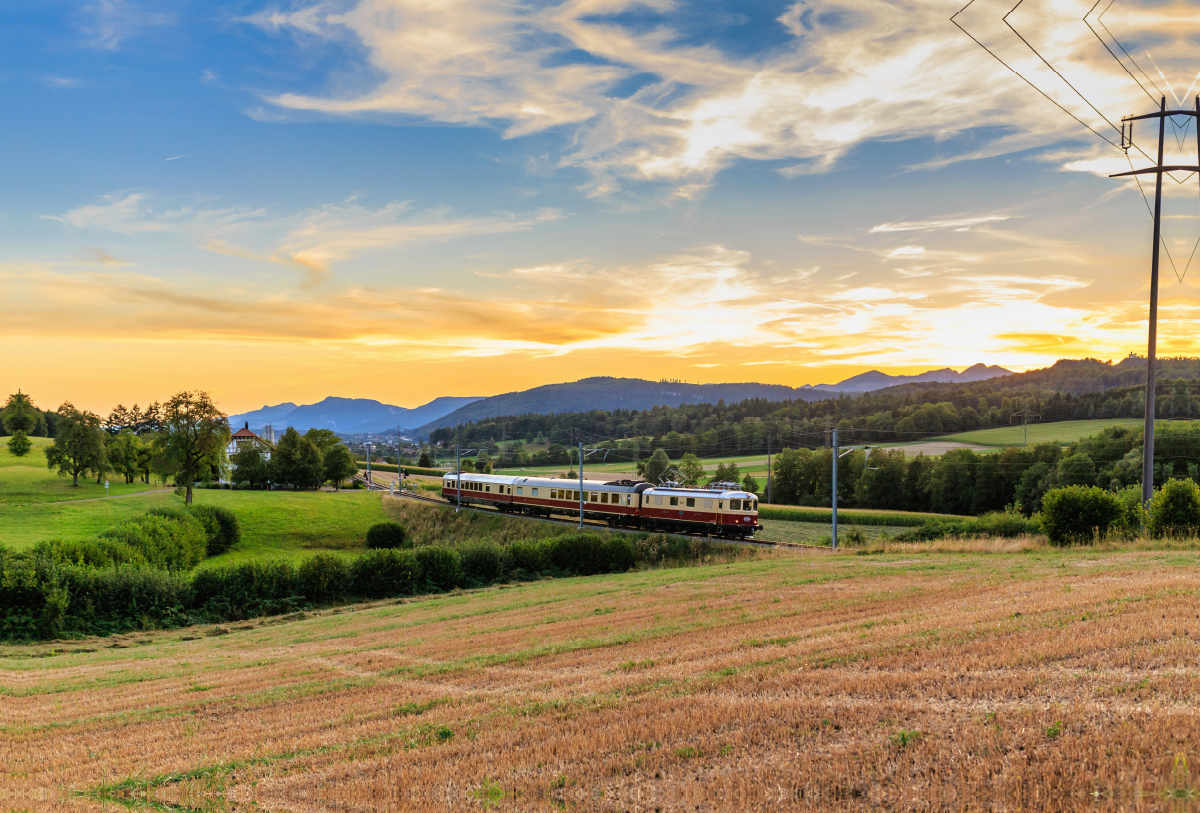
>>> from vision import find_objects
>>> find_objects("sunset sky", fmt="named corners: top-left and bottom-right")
top-left (3, 0), bottom-right (1200, 416)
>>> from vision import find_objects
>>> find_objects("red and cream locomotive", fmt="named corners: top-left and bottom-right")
top-left (441, 472), bottom-right (761, 538)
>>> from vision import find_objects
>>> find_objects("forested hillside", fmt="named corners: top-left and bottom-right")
top-left (431, 358), bottom-right (1200, 459)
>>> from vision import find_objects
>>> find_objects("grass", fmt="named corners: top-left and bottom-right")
top-left (493, 452), bottom-right (774, 477)
top-left (6, 548), bottom-right (1200, 809)
top-left (759, 504), bottom-right (972, 526)
top-left (932, 418), bottom-right (1143, 447)
top-left (756, 518), bottom-right (910, 546)
top-left (0, 435), bottom-right (164, 505)
top-left (0, 488), bottom-right (388, 564)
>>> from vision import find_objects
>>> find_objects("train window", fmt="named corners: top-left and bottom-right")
top-left (686, 498), bottom-right (695, 508)
top-left (703, 499), bottom-right (712, 509)
top-left (590, 493), bottom-right (598, 502)
top-left (669, 497), bottom-right (679, 507)
top-left (485, 485), bottom-right (491, 492)
top-left (600, 493), bottom-right (608, 504)
top-left (718, 501), bottom-right (723, 509)
top-left (517, 487), bottom-right (523, 495)
top-left (730, 499), bottom-right (741, 510)
top-left (749, 500), bottom-right (756, 510)
top-left (550, 489), bottom-right (557, 499)
top-left (531, 488), bottom-right (538, 497)
top-left (626, 495), bottom-right (632, 505)
top-left (654, 496), bottom-right (662, 506)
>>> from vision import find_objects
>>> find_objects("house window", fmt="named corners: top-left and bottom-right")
top-left (730, 499), bottom-right (741, 510)
top-left (703, 499), bottom-right (712, 509)
top-left (686, 498), bottom-right (695, 508)
top-left (517, 487), bottom-right (523, 495)
top-left (670, 497), bottom-right (679, 507)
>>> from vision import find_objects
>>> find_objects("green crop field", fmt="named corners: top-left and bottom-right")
top-left (932, 418), bottom-right (1143, 447)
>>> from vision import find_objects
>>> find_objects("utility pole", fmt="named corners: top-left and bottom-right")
top-left (831, 428), bottom-right (838, 550)
top-left (578, 441), bottom-right (585, 529)
top-left (455, 443), bottom-right (461, 512)
top-left (766, 433), bottom-right (772, 505)
top-left (1009, 408), bottom-right (1040, 447)
top-left (366, 442), bottom-right (372, 487)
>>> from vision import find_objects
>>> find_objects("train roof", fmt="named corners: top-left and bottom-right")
top-left (443, 471), bottom-right (756, 499)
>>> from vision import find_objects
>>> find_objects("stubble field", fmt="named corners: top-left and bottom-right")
top-left (5, 548), bottom-right (1200, 811)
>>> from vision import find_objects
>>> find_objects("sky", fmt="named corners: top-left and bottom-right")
top-left (3, 0), bottom-right (1200, 416)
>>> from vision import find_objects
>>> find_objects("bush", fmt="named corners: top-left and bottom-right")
top-left (99, 512), bottom-right (207, 571)
top-left (1115, 485), bottom-right (1145, 537)
top-left (1040, 485), bottom-right (1123, 545)
top-left (1146, 478), bottom-right (1200, 539)
top-left (414, 545), bottom-right (462, 591)
top-left (32, 538), bottom-right (147, 569)
top-left (297, 553), bottom-right (352, 603)
top-left (366, 522), bottom-right (410, 550)
top-left (546, 533), bottom-right (635, 576)
top-left (191, 559), bottom-right (302, 620)
top-left (503, 540), bottom-right (548, 579)
top-left (60, 566), bottom-right (192, 635)
top-left (188, 504), bottom-right (241, 556)
top-left (459, 544), bottom-right (504, 586)
top-left (350, 549), bottom-right (420, 598)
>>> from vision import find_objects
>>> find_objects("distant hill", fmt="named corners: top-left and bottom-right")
top-left (809, 363), bottom-right (1011, 393)
top-left (413, 377), bottom-right (844, 436)
top-left (228, 395), bottom-right (483, 435)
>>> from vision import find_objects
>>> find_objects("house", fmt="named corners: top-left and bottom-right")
top-left (228, 422), bottom-right (274, 460)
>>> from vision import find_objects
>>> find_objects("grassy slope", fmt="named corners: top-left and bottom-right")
top-left (933, 418), bottom-right (1143, 447)
top-left (3, 549), bottom-right (1198, 809)
top-left (0, 487), bottom-right (387, 563)
top-left (0, 436), bottom-right (164, 504)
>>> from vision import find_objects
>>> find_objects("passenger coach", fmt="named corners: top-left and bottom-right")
top-left (441, 472), bottom-right (761, 538)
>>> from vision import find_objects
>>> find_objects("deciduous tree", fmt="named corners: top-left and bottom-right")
top-left (322, 443), bottom-right (358, 490)
top-left (155, 391), bottom-right (231, 505)
top-left (644, 448), bottom-right (671, 484)
top-left (272, 427), bottom-right (324, 490)
top-left (45, 403), bottom-right (107, 487)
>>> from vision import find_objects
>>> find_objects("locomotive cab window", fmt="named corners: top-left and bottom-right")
top-left (654, 496), bottom-right (662, 506)
top-left (669, 497), bottom-right (679, 507)
top-left (485, 485), bottom-right (491, 492)
top-left (686, 498), bottom-right (695, 508)
top-left (703, 499), bottom-right (712, 509)
top-left (730, 499), bottom-right (741, 510)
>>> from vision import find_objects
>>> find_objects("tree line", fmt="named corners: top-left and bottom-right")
top-left (2, 391), bottom-right (359, 502)
top-left (429, 361), bottom-right (1200, 459)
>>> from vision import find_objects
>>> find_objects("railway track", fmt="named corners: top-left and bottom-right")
top-left (391, 488), bottom-right (783, 550)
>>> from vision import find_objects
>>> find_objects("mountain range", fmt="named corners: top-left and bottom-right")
top-left (807, 363), bottom-right (1012, 393)
top-left (227, 396), bottom-right (482, 435)
top-left (228, 364), bottom-right (1012, 437)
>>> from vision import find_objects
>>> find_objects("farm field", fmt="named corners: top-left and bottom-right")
top-left (755, 518), bottom-right (908, 545)
top-left (933, 418), bottom-right (1143, 447)
top-left (4, 549), bottom-right (1200, 811)
top-left (0, 436), bottom-right (163, 504)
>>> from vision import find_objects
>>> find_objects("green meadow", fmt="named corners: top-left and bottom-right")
top-left (932, 418), bottom-right (1143, 447)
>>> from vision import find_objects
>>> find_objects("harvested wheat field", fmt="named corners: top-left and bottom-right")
top-left (5, 549), bottom-right (1200, 812)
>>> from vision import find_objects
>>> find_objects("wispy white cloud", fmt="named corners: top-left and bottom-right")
top-left (243, 0), bottom-right (1164, 198)
top-left (47, 193), bottom-right (566, 285)
top-left (80, 0), bottom-right (175, 50)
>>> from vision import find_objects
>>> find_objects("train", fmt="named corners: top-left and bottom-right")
top-left (441, 471), bottom-right (762, 538)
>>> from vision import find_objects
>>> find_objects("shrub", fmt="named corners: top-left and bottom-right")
top-left (1146, 478), bottom-right (1200, 539)
top-left (191, 559), bottom-right (302, 620)
top-left (188, 504), bottom-right (241, 556)
top-left (297, 553), bottom-right (352, 603)
top-left (502, 540), bottom-right (548, 579)
top-left (1115, 485), bottom-right (1145, 537)
top-left (1040, 485), bottom-right (1123, 546)
top-left (546, 533), bottom-right (635, 576)
top-left (414, 545), bottom-right (462, 591)
top-left (99, 513), bottom-right (207, 571)
top-left (32, 538), bottom-right (147, 569)
top-left (60, 566), bottom-right (192, 635)
top-left (366, 522), bottom-right (410, 550)
top-left (350, 549), bottom-right (419, 598)
top-left (459, 544), bottom-right (504, 586)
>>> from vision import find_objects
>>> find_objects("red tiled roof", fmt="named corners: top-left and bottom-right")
top-left (231, 427), bottom-right (259, 439)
